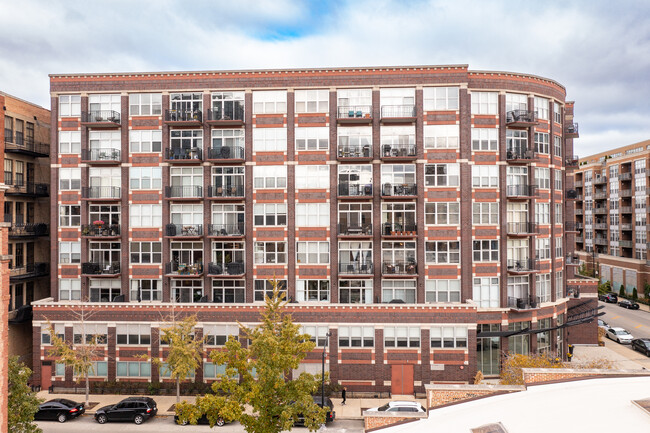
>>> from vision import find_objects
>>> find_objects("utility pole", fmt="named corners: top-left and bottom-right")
top-left (321, 331), bottom-right (332, 406)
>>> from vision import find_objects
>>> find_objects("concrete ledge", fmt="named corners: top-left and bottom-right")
top-left (425, 383), bottom-right (525, 409)
top-left (522, 368), bottom-right (650, 385)
top-left (363, 411), bottom-right (427, 432)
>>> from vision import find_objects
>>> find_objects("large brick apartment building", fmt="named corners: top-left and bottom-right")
top-left (32, 65), bottom-right (594, 393)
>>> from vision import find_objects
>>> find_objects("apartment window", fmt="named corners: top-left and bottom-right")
top-left (508, 321), bottom-right (530, 355)
top-left (535, 167), bottom-right (550, 189)
top-left (473, 202), bottom-right (499, 225)
top-left (212, 280), bottom-right (245, 303)
top-left (384, 326), bottom-right (420, 348)
top-left (296, 241), bottom-right (329, 264)
top-left (431, 327), bottom-right (467, 348)
top-left (59, 168), bottom-right (81, 190)
top-left (59, 95), bottom-right (81, 117)
top-left (636, 249), bottom-right (647, 260)
top-left (338, 326), bottom-right (374, 347)
top-left (381, 125), bottom-right (415, 151)
top-left (170, 130), bottom-right (202, 154)
top-left (471, 128), bottom-right (498, 151)
top-left (380, 88), bottom-right (415, 107)
top-left (203, 362), bottom-right (227, 379)
top-left (89, 94), bottom-right (120, 114)
top-left (116, 361), bottom-right (151, 378)
top-left (89, 205), bottom-right (120, 227)
top-left (472, 165), bottom-right (499, 188)
top-left (15, 161), bottom-right (23, 186)
top-left (296, 280), bottom-right (330, 302)
top-left (253, 165), bottom-right (287, 189)
top-left (129, 93), bottom-right (162, 116)
top-left (339, 241), bottom-right (373, 273)
top-left (338, 126), bottom-right (372, 150)
top-left (159, 362), bottom-right (195, 378)
top-left (59, 205), bottom-right (81, 227)
top-left (424, 124), bottom-right (459, 149)
top-left (253, 90), bottom-right (287, 114)
top-left (3, 116), bottom-right (11, 143)
top-left (116, 324), bottom-right (151, 345)
top-left (211, 91), bottom-right (244, 120)
top-left (254, 279), bottom-right (287, 301)
top-left (170, 167), bottom-right (203, 197)
top-left (170, 92), bottom-right (202, 114)
top-left (555, 270), bottom-right (563, 299)
top-left (42, 324), bottom-right (65, 345)
top-left (536, 238), bottom-right (551, 260)
top-left (89, 279), bottom-right (121, 303)
top-left (426, 241), bottom-right (460, 264)
top-left (211, 166), bottom-right (245, 198)
top-left (89, 130), bottom-right (120, 156)
top-left (212, 204), bottom-right (244, 234)
top-left (554, 169), bottom-right (562, 191)
top-left (204, 324), bottom-right (239, 346)
top-left (534, 132), bottom-right (550, 154)
top-left (535, 203), bottom-right (550, 225)
top-left (382, 203), bottom-right (416, 233)
top-left (253, 203), bottom-right (287, 226)
top-left (425, 202), bottom-right (459, 225)
top-left (296, 325), bottom-right (328, 347)
top-left (59, 279), bottom-right (81, 301)
top-left (635, 177), bottom-right (646, 194)
top-left (554, 102), bottom-right (562, 123)
top-left (423, 86), bottom-right (459, 110)
top-left (73, 323), bottom-right (108, 345)
top-left (89, 167), bottom-right (120, 194)
top-left (295, 127), bottom-right (328, 151)
top-left (295, 89), bottom-right (329, 113)
top-left (3, 159), bottom-right (11, 184)
top-left (59, 242), bottom-right (80, 264)
top-left (295, 165), bottom-right (329, 189)
top-left (338, 88), bottom-right (371, 110)
top-left (211, 241), bottom-right (244, 274)
top-left (212, 128), bottom-right (244, 155)
top-left (130, 167), bottom-right (162, 190)
top-left (254, 242), bottom-right (287, 264)
top-left (534, 97), bottom-right (549, 120)
top-left (339, 280), bottom-right (372, 304)
top-left (130, 279), bottom-right (162, 302)
top-left (554, 135), bottom-right (562, 157)
top-left (536, 273), bottom-right (552, 303)
top-left (382, 241), bottom-right (416, 268)
top-left (338, 164), bottom-right (373, 195)
top-left (471, 92), bottom-right (498, 115)
top-left (130, 242), bottom-right (162, 264)
top-left (130, 204), bottom-right (162, 227)
top-left (473, 277), bottom-right (499, 308)
top-left (59, 131), bottom-right (81, 154)
top-left (253, 127), bottom-right (287, 152)
top-left (555, 203), bottom-right (563, 225)
top-left (555, 237), bottom-right (563, 258)
top-left (15, 120), bottom-right (23, 146)
top-left (171, 279), bottom-right (203, 303)
top-left (381, 164), bottom-right (416, 187)
top-left (636, 230), bottom-right (647, 244)
top-left (425, 279), bottom-right (461, 303)
top-left (425, 163), bottom-right (460, 187)
top-left (339, 203), bottom-right (372, 233)
top-left (473, 240), bottom-right (499, 262)
top-left (506, 130), bottom-right (528, 157)
top-left (506, 93), bottom-right (527, 112)
top-left (129, 130), bottom-right (162, 153)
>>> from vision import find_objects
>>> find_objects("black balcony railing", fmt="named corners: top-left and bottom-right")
top-left (4, 136), bottom-right (49, 156)
top-left (208, 184), bottom-right (245, 198)
top-left (338, 223), bottom-right (372, 236)
top-left (208, 262), bottom-right (245, 275)
top-left (82, 186), bottom-right (120, 199)
top-left (81, 224), bottom-right (120, 237)
top-left (81, 261), bottom-right (120, 275)
top-left (208, 223), bottom-right (245, 236)
top-left (566, 254), bottom-right (580, 265)
top-left (166, 224), bottom-right (203, 237)
top-left (165, 261), bottom-right (203, 275)
top-left (505, 109), bottom-right (537, 124)
top-left (381, 105), bottom-right (416, 118)
top-left (338, 261), bottom-right (373, 274)
top-left (6, 182), bottom-right (49, 197)
top-left (207, 106), bottom-right (244, 122)
top-left (337, 145), bottom-right (372, 159)
top-left (507, 295), bottom-right (540, 309)
top-left (381, 143), bottom-right (416, 158)
top-left (8, 223), bottom-right (48, 237)
top-left (164, 147), bottom-right (203, 161)
top-left (165, 185), bottom-right (203, 199)
top-left (594, 176), bottom-right (608, 184)
top-left (382, 223), bottom-right (417, 236)
top-left (81, 110), bottom-right (121, 125)
top-left (506, 222), bottom-right (537, 235)
top-left (506, 259), bottom-right (539, 273)
top-left (382, 183), bottom-right (417, 196)
top-left (506, 147), bottom-right (536, 161)
top-left (506, 184), bottom-right (537, 198)
top-left (337, 106), bottom-right (372, 119)
top-left (382, 261), bottom-right (417, 275)
top-left (564, 222), bottom-right (579, 232)
top-left (165, 109), bottom-right (202, 122)
top-left (9, 262), bottom-right (49, 280)
top-left (81, 148), bottom-right (121, 162)
top-left (207, 146), bottom-right (244, 160)
top-left (338, 183), bottom-right (373, 197)
top-left (565, 123), bottom-right (579, 135)
top-left (565, 155), bottom-right (579, 167)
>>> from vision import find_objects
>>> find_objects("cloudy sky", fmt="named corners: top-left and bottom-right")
top-left (1, 0), bottom-right (648, 156)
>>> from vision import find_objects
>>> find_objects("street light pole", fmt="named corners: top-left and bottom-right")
top-left (321, 331), bottom-right (332, 406)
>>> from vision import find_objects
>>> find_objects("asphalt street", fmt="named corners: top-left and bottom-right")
top-left (598, 300), bottom-right (650, 339)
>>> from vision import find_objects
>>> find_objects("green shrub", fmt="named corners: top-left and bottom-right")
top-left (619, 286), bottom-right (626, 297)
top-left (632, 287), bottom-right (638, 300)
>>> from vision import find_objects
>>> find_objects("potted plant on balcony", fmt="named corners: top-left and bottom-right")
top-left (93, 220), bottom-right (104, 234)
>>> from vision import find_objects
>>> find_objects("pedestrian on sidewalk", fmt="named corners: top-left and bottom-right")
top-left (341, 387), bottom-right (347, 405)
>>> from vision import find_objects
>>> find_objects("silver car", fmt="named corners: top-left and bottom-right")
top-left (606, 327), bottom-right (634, 344)
top-left (367, 401), bottom-right (426, 413)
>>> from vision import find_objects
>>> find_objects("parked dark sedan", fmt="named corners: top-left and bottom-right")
top-left (599, 292), bottom-right (618, 303)
top-left (34, 399), bottom-right (85, 423)
top-left (94, 397), bottom-right (157, 425)
top-left (618, 299), bottom-right (640, 309)
top-left (632, 339), bottom-right (650, 357)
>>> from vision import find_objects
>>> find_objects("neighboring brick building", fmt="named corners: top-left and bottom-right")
top-left (33, 64), bottom-right (588, 393)
top-left (573, 139), bottom-right (650, 296)
top-left (0, 186), bottom-right (10, 433)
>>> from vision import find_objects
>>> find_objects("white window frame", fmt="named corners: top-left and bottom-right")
top-left (425, 202), bottom-right (460, 225)
top-left (253, 127), bottom-right (287, 152)
top-left (423, 87), bottom-right (459, 111)
top-left (129, 130), bottom-right (162, 153)
top-left (295, 89), bottom-right (329, 113)
top-left (130, 279), bottom-right (162, 302)
top-left (59, 205), bottom-right (81, 227)
top-left (430, 327), bottom-right (467, 348)
top-left (59, 95), bottom-right (81, 117)
top-left (296, 279), bottom-right (330, 302)
top-left (534, 96), bottom-right (549, 121)
top-left (59, 279), bottom-right (81, 301)
top-left (473, 277), bottom-right (499, 308)
top-left (424, 124), bottom-right (459, 149)
top-left (59, 131), bottom-right (81, 154)
top-left (130, 204), bottom-right (162, 227)
top-left (59, 168), bottom-right (81, 190)
top-left (252, 90), bottom-right (287, 114)
top-left (130, 242), bottom-right (162, 264)
top-left (425, 163), bottom-right (460, 187)
top-left (296, 203), bottom-right (330, 227)
top-left (129, 93), bottom-right (162, 116)
top-left (295, 165), bottom-right (329, 189)
top-left (253, 165), bottom-right (287, 189)
top-left (384, 326), bottom-right (420, 348)
top-left (535, 167), bottom-right (550, 189)
top-left (425, 279), bottom-right (461, 303)
top-left (254, 241), bottom-right (287, 264)
top-left (295, 127), bottom-right (329, 151)
top-left (425, 241), bottom-right (460, 264)
top-left (296, 241), bottom-right (329, 264)
top-left (339, 280), bottom-right (373, 304)
top-left (471, 92), bottom-right (498, 115)
top-left (473, 202), bottom-right (499, 225)
top-left (473, 239), bottom-right (499, 262)
top-left (338, 325), bottom-right (374, 347)
top-left (253, 203), bottom-right (287, 226)
top-left (59, 241), bottom-right (80, 264)
top-left (130, 167), bottom-right (162, 190)
top-left (472, 165), bottom-right (499, 188)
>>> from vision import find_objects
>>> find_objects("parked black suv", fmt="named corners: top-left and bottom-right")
top-left (599, 292), bottom-right (618, 303)
top-left (94, 397), bottom-right (158, 425)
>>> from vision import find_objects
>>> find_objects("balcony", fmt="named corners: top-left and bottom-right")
top-left (621, 223), bottom-right (633, 231)
top-left (208, 223), bottom-right (245, 237)
top-left (619, 172), bottom-right (632, 181)
top-left (208, 185), bottom-right (245, 199)
top-left (381, 183), bottom-right (417, 197)
top-left (82, 186), bottom-right (121, 200)
top-left (338, 261), bottom-right (373, 275)
top-left (594, 176), bottom-right (607, 185)
top-left (381, 143), bottom-right (416, 160)
top-left (506, 147), bottom-right (536, 163)
top-left (575, 209), bottom-right (583, 215)
top-left (565, 123), bottom-right (579, 138)
top-left (594, 192), bottom-right (607, 200)
top-left (507, 222), bottom-right (537, 236)
top-left (575, 235), bottom-right (584, 243)
top-left (338, 223), bottom-right (372, 237)
top-left (337, 145), bottom-right (372, 160)
top-left (507, 296), bottom-right (540, 310)
top-left (564, 222), bottom-right (579, 233)
top-left (338, 183), bottom-right (373, 198)
top-left (506, 259), bottom-right (539, 274)
top-left (619, 189), bottom-right (632, 197)
top-left (81, 148), bottom-right (121, 164)
top-left (594, 237), bottom-right (608, 246)
top-left (382, 261), bottom-right (417, 275)
top-left (9, 262), bottom-right (49, 281)
top-left (382, 223), bottom-right (417, 236)
top-left (206, 146), bottom-right (245, 161)
top-left (566, 254), bottom-right (580, 265)
top-left (164, 147), bottom-right (203, 162)
top-left (206, 106), bottom-right (244, 126)
top-left (506, 184), bottom-right (537, 199)
top-left (505, 110), bottom-right (537, 126)
top-left (4, 136), bottom-right (49, 157)
top-left (81, 110), bottom-right (121, 128)
top-left (166, 224), bottom-right (203, 237)
top-left (6, 182), bottom-right (49, 197)
top-left (380, 105), bottom-right (416, 122)
top-left (207, 262), bottom-right (245, 276)
top-left (81, 261), bottom-right (120, 276)
top-left (594, 223), bottom-right (607, 230)
top-left (165, 185), bottom-right (203, 199)
top-left (620, 206), bottom-right (633, 214)
top-left (593, 208), bottom-right (607, 215)
top-left (165, 261), bottom-right (203, 276)
top-left (620, 240), bottom-right (634, 248)
top-left (8, 223), bottom-right (48, 238)
top-left (337, 106), bottom-right (373, 124)
top-left (565, 155), bottom-right (579, 167)
top-left (164, 109), bottom-right (202, 125)
top-left (81, 224), bottom-right (120, 238)
top-left (574, 180), bottom-right (583, 187)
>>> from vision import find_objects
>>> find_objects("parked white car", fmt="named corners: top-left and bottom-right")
top-left (367, 401), bottom-right (426, 413)
top-left (606, 327), bottom-right (634, 344)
